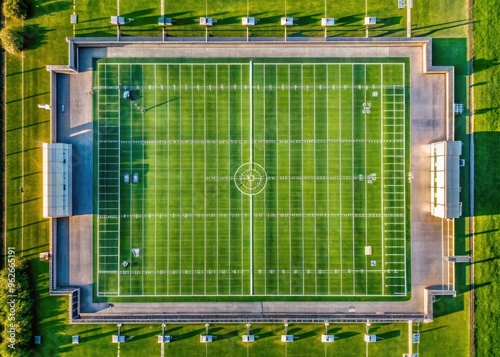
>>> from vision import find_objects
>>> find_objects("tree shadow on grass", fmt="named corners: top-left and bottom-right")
top-left (378, 16), bottom-right (403, 26)
top-left (474, 107), bottom-right (500, 115)
top-left (420, 325), bottom-right (447, 334)
top-left (217, 330), bottom-right (239, 341)
top-left (174, 327), bottom-right (206, 341)
top-left (474, 255), bottom-right (500, 264)
top-left (82, 328), bottom-right (118, 342)
top-left (377, 330), bottom-right (400, 340)
top-left (335, 14), bottom-right (364, 26)
top-left (23, 24), bottom-right (50, 51)
top-left (165, 326), bottom-right (184, 335)
top-left (432, 294), bottom-right (464, 318)
top-left (295, 330), bottom-right (317, 340)
top-left (287, 327), bottom-right (302, 335)
top-left (252, 328), bottom-right (275, 340)
top-left (127, 330), bottom-right (159, 342)
top-left (28, 0), bottom-right (71, 19)
top-left (336, 331), bottom-right (359, 340)
top-left (473, 132), bottom-right (500, 216)
top-left (474, 58), bottom-right (500, 73)
top-left (327, 327), bottom-right (342, 335)
top-left (412, 19), bottom-right (473, 37)
top-left (120, 8), bottom-right (155, 20)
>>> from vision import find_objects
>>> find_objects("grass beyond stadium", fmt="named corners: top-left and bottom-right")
top-left (94, 58), bottom-right (409, 300)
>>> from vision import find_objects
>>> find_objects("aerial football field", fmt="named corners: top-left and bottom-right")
top-left (94, 58), bottom-right (409, 299)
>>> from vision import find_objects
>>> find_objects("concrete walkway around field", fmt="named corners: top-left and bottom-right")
top-left (51, 38), bottom-right (455, 321)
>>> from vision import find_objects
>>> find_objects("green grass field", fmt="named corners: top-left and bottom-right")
top-left (1, 0), bottom-right (474, 355)
top-left (94, 59), bottom-right (409, 299)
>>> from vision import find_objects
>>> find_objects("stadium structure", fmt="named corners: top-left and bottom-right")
top-left (44, 36), bottom-right (466, 324)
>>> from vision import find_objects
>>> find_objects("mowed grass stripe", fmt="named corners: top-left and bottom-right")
top-left (155, 64), bottom-right (169, 295)
top-left (179, 64), bottom-right (194, 295)
top-left (353, 64), bottom-right (368, 295)
top-left (192, 65), bottom-right (208, 295)
top-left (251, 64), bottom-right (266, 295)
top-left (327, 64), bottom-right (342, 295)
top-left (276, 64), bottom-right (291, 295)
top-left (314, 64), bottom-right (330, 295)
top-left (301, 64), bottom-right (317, 295)
top-left (365, 64), bottom-right (384, 295)
top-left (228, 65), bottom-right (245, 295)
top-left (289, 64), bottom-right (304, 295)
top-left (203, 64), bottom-right (218, 295)
top-left (263, 64), bottom-right (278, 295)
top-left (239, 64), bottom-right (252, 295)
top-left (129, 64), bottom-right (146, 295)
top-left (166, 64), bottom-right (181, 295)
top-left (339, 64), bottom-right (354, 295)
top-left (142, 64), bottom-right (158, 295)
top-left (118, 64), bottom-right (134, 296)
top-left (216, 65), bottom-right (231, 294)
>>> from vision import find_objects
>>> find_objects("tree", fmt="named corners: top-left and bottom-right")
top-left (2, 0), bottom-right (29, 21)
top-left (0, 28), bottom-right (24, 55)
top-left (0, 258), bottom-right (34, 356)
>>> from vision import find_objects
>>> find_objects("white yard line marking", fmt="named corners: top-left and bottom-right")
top-left (263, 64), bottom-right (267, 294)
top-left (192, 64), bottom-right (195, 294)
top-left (129, 64), bottom-right (133, 294)
top-left (326, 64), bottom-right (331, 294)
top-left (276, 64), bottom-right (280, 294)
top-left (142, 64), bottom-right (146, 294)
top-left (97, 66), bottom-right (102, 293)
top-left (288, 64), bottom-right (292, 295)
top-left (351, 64), bottom-right (355, 295)
top-left (179, 65), bottom-right (183, 294)
top-left (249, 61), bottom-right (254, 295)
top-left (204, 64), bottom-right (207, 295)
top-left (313, 64), bottom-right (318, 295)
top-left (339, 64), bottom-right (343, 294)
top-left (301, 64), bottom-right (305, 295)
top-left (154, 64), bottom-right (158, 295)
top-left (228, 64), bottom-right (231, 294)
top-left (364, 64), bottom-right (368, 295)
top-left (381, 64), bottom-right (385, 294)
top-left (402, 62), bottom-right (407, 295)
top-left (240, 63), bottom-right (244, 295)
top-left (216, 64), bottom-right (219, 295)
top-left (167, 65), bottom-right (171, 293)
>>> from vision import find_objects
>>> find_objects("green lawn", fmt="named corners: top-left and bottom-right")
top-left (37, 322), bottom-right (411, 357)
top-left (94, 60), bottom-right (409, 300)
top-left (1, 0), bottom-right (472, 355)
top-left (471, 0), bottom-right (500, 355)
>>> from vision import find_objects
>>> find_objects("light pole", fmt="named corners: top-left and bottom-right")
top-left (406, 0), bottom-right (412, 37)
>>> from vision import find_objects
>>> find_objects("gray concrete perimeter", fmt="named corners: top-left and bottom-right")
top-left (51, 38), bottom-right (454, 321)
